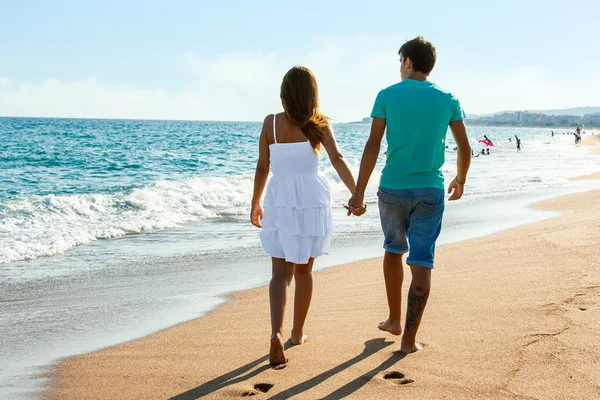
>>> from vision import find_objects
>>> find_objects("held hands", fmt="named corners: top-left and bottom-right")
top-left (345, 193), bottom-right (367, 217)
top-left (447, 177), bottom-right (465, 201)
top-left (250, 204), bottom-right (263, 228)
top-left (252, 193), bottom-right (367, 227)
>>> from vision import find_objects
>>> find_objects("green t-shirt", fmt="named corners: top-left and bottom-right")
top-left (371, 79), bottom-right (465, 190)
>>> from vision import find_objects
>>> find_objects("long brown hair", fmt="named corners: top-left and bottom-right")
top-left (280, 66), bottom-right (330, 153)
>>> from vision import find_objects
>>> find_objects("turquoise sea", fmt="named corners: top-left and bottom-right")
top-left (0, 117), bottom-right (599, 398)
top-left (1, 117), bottom-right (598, 270)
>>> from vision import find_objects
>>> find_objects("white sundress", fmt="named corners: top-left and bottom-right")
top-left (260, 114), bottom-right (333, 264)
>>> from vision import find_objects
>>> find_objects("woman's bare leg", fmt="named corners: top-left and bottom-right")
top-left (269, 257), bottom-right (294, 365)
top-left (291, 258), bottom-right (314, 345)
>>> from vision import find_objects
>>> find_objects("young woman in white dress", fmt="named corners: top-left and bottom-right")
top-left (251, 66), bottom-right (359, 365)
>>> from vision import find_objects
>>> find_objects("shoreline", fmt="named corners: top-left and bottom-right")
top-left (42, 154), bottom-right (600, 399)
top-left (3, 137), bottom-right (598, 399)
top-left (3, 183), bottom-right (599, 400)
top-left (43, 186), bottom-right (600, 399)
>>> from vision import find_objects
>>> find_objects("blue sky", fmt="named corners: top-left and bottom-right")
top-left (1, 0), bottom-right (599, 121)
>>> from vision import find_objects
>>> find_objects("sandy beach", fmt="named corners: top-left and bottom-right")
top-left (2, 4), bottom-right (599, 398)
top-left (43, 138), bottom-right (600, 400)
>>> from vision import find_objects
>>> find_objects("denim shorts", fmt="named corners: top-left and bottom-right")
top-left (377, 187), bottom-right (445, 269)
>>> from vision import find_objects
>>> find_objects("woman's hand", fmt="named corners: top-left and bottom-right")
top-left (345, 193), bottom-right (367, 216)
top-left (251, 205), bottom-right (264, 228)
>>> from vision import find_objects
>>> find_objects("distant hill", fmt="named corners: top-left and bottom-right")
top-left (471, 106), bottom-right (600, 119)
top-left (467, 108), bottom-right (600, 128)
top-left (345, 117), bottom-right (373, 124)
top-left (525, 106), bottom-right (600, 116)
top-left (351, 107), bottom-right (600, 124)
top-left (348, 106), bottom-right (600, 126)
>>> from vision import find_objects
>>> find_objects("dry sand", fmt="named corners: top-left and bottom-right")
top-left (44, 138), bottom-right (600, 399)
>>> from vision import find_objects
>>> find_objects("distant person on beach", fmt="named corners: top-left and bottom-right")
top-left (251, 66), bottom-right (358, 365)
top-left (551, 130), bottom-right (555, 137)
top-left (347, 37), bottom-right (471, 354)
top-left (486, 148), bottom-right (490, 155)
top-left (515, 135), bottom-right (522, 151)
top-left (509, 137), bottom-right (512, 142)
top-left (574, 126), bottom-right (582, 144)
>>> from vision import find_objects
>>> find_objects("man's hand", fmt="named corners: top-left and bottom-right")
top-left (346, 193), bottom-right (367, 216)
top-left (250, 205), bottom-right (263, 228)
top-left (346, 117), bottom-right (385, 217)
top-left (447, 178), bottom-right (464, 201)
top-left (449, 119), bottom-right (471, 201)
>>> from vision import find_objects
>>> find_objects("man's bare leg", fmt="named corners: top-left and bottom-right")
top-left (269, 257), bottom-right (294, 365)
top-left (378, 251), bottom-right (404, 336)
top-left (291, 258), bottom-right (314, 345)
top-left (400, 263), bottom-right (431, 353)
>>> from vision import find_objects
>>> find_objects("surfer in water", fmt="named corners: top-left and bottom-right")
top-left (515, 135), bottom-right (522, 152)
top-left (478, 136), bottom-right (493, 147)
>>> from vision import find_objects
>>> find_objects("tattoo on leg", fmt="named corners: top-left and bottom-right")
top-left (405, 287), bottom-right (430, 333)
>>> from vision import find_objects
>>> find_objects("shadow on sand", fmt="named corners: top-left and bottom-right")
top-left (170, 338), bottom-right (402, 399)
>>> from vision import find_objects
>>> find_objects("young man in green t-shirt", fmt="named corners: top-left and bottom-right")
top-left (348, 37), bottom-right (471, 354)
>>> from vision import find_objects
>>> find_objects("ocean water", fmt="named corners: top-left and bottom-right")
top-left (1, 117), bottom-right (599, 398)
top-left (0, 117), bottom-right (598, 274)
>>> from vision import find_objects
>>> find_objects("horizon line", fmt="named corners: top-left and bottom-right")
top-left (2, 104), bottom-right (599, 124)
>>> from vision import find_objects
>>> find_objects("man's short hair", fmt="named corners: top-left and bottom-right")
top-left (399, 37), bottom-right (436, 74)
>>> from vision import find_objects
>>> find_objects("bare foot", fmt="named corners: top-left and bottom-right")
top-left (290, 331), bottom-right (309, 345)
top-left (399, 342), bottom-right (423, 354)
top-left (378, 319), bottom-right (402, 336)
top-left (269, 334), bottom-right (287, 366)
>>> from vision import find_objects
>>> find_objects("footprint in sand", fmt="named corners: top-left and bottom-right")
top-left (242, 383), bottom-right (274, 397)
top-left (254, 383), bottom-right (274, 393)
top-left (383, 371), bottom-right (414, 385)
